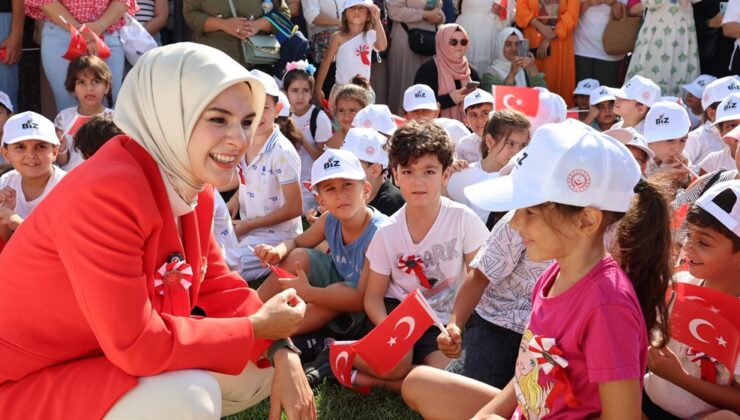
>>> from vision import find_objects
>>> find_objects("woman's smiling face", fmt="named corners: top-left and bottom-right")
top-left (187, 83), bottom-right (256, 187)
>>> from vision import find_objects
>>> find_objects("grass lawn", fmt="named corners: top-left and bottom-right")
top-left (225, 381), bottom-right (422, 420)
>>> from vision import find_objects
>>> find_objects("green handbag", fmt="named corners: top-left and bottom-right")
top-left (243, 34), bottom-right (281, 65)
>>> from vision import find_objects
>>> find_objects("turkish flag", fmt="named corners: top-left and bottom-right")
top-left (329, 340), bottom-right (370, 393)
top-left (492, 86), bottom-right (539, 117)
top-left (671, 283), bottom-right (740, 327)
top-left (669, 287), bottom-right (739, 370)
top-left (352, 290), bottom-right (443, 375)
top-left (498, 0), bottom-right (508, 20)
top-left (268, 263), bottom-right (296, 279)
top-left (62, 23), bottom-right (88, 60)
top-left (66, 115), bottom-right (93, 139)
top-left (81, 26), bottom-right (111, 59)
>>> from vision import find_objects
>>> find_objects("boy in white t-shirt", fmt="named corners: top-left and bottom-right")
top-left (357, 120), bottom-right (488, 390)
top-left (0, 112), bottom-right (67, 242)
top-left (455, 89), bottom-right (493, 163)
top-left (698, 93), bottom-right (740, 174)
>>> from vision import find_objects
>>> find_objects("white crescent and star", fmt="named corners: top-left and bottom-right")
top-left (394, 316), bottom-right (416, 340)
top-left (688, 318), bottom-right (715, 344)
top-left (335, 351), bottom-right (349, 380)
top-left (503, 94), bottom-right (517, 109)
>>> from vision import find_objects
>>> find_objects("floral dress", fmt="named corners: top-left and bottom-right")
top-left (626, 0), bottom-right (699, 97)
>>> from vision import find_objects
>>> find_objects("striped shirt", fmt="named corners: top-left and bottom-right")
top-left (134, 0), bottom-right (155, 24)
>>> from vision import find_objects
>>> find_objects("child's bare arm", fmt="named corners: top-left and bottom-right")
top-left (598, 379), bottom-right (642, 420)
top-left (364, 269), bottom-right (391, 326)
top-left (254, 212), bottom-right (329, 265)
top-left (370, 5), bottom-right (388, 52)
top-left (648, 345), bottom-right (740, 412)
top-left (233, 182), bottom-right (303, 238)
top-left (472, 379), bottom-right (518, 419)
top-left (314, 34), bottom-right (340, 103)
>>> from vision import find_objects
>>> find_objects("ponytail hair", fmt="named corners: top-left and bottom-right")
top-left (275, 116), bottom-right (304, 149)
top-left (615, 179), bottom-right (672, 347)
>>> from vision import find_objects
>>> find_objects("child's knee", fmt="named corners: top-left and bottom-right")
top-left (283, 247), bottom-right (311, 271)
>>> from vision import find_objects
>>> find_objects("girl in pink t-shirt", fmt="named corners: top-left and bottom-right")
top-left (401, 120), bottom-right (673, 418)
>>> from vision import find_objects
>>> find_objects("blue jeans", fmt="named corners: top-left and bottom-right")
top-left (0, 13), bottom-right (18, 107)
top-left (446, 311), bottom-right (523, 388)
top-left (41, 21), bottom-right (124, 111)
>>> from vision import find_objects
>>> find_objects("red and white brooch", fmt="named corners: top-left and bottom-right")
top-left (397, 255), bottom-right (435, 289)
top-left (528, 335), bottom-right (580, 408)
top-left (154, 260), bottom-right (194, 296)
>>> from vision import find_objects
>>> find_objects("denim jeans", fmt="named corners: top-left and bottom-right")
top-left (0, 13), bottom-right (18, 107)
top-left (446, 311), bottom-right (523, 389)
top-left (41, 21), bottom-right (124, 111)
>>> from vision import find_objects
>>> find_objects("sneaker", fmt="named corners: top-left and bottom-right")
top-left (292, 332), bottom-right (327, 364)
top-left (303, 344), bottom-right (336, 388)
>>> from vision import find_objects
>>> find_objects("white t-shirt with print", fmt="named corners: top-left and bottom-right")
top-left (335, 30), bottom-right (376, 85)
top-left (53, 106), bottom-right (114, 172)
top-left (291, 105), bottom-right (332, 211)
top-left (698, 149), bottom-right (736, 173)
top-left (455, 132), bottom-right (482, 163)
top-left (574, 0), bottom-right (628, 61)
top-left (685, 122), bottom-right (726, 165)
top-left (365, 197), bottom-right (489, 323)
top-left (237, 127), bottom-right (303, 246)
top-left (0, 167), bottom-right (67, 219)
top-left (213, 192), bottom-right (242, 272)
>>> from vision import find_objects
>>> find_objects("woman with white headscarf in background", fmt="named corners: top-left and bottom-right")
top-left (480, 27), bottom-right (547, 94)
top-left (0, 42), bottom-right (315, 420)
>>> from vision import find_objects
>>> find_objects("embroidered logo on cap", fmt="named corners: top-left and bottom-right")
top-left (567, 169), bottom-right (591, 193)
top-left (366, 145), bottom-right (375, 155)
top-left (415, 90), bottom-right (426, 98)
top-left (598, 88), bottom-right (608, 95)
top-left (655, 114), bottom-right (670, 125)
top-left (729, 83), bottom-right (740, 91)
top-left (21, 120), bottom-right (38, 130)
top-left (642, 91), bottom-right (651, 100)
top-left (723, 100), bottom-right (737, 112)
top-left (323, 157), bottom-right (341, 170)
top-left (362, 119), bottom-right (372, 128)
top-left (698, 80), bottom-right (707, 87)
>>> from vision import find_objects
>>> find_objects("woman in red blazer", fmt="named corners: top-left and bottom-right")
top-left (0, 43), bottom-right (315, 420)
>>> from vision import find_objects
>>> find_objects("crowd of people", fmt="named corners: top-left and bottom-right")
top-left (0, 0), bottom-right (739, 419)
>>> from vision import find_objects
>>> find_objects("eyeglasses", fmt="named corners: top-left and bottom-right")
top-left (449, 39), bottom-right (468, 47)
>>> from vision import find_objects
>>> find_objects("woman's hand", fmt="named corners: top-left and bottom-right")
top-left (490, 2), bottom-right (503, 15)
top-left (450, 87), bottom-right (471, 104)
top-left (270, 349), bottom-right (317, 420)
top-left (538, 24), bottom-right (556, 41)
top-left (220, 17), bottom-right (251, 40)
top-left (249, 288), bottom-right (305, 340)
top-left (437, 323), bottom-right (462, 358)
top-left (536, 39), bottom-right (550, 59)
top-left (647, 346), bottom-right (687, 384)
top-left (423, 8), bottom-right (445, 24)
top-left (708, 12), bottom-right (724, 28)
top-left (0, 32), bottom-right (22, 66)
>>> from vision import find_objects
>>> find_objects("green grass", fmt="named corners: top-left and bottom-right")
top-left (224, 381), bottom-right (421, 420)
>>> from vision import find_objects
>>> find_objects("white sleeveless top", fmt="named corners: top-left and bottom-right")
top-left (334, 30), bottom-right (376, 85)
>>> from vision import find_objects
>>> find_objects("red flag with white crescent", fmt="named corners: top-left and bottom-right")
top-left (492, 86), bottom-right (540, 117)
top-left (62, 23), bottom-right (88, 60)
top-left (329, 340), bottom-right (370, 393)
top-left (669, 289), bottom-right (739, 371)
top-left (81, 25), bottom-right (111, 59)
top-left (352, 290), bottom-right (441, 375)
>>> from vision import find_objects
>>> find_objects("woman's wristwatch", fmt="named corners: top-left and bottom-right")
top-left (267, 338), bottom-right (302, 365)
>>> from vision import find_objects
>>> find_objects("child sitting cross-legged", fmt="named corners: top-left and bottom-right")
top-left (355, 120), bottom-right (489, 391)
top-left (254, 145), bottom-right (388, 356)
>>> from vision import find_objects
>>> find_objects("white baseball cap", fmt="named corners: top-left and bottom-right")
top-left (341, 127), bottom-right (389, 167)
top-left (696, 180), bottom-right (740, 238)
top-left (643, 101), bottom-right (691, 143)
top-left (604, 127), bottom-right (655, 160)
top-left (2, 111), bottom-right (59, 146)
top-left (682, 74), bottom-right (716, 99)
top-left (529, 88), bottom-right (567, 131)
top-left (613, 75), bottom-right (662, 107)
top-left (249, 69), bottom-right (281, 97)
top-left (713, 93), bottom-right (740, 126)
top-left (574, 78), bottom-right (600, 95)
top-left (353, 104), bottom-right (397, 136)
top-left (310, 148), bottom-right (366, 188)
top-left (276, 90), bottom-right (291, 117)
top-left (403, 84), bottom-right (437, 112)
top-left (434, 117), bottom-right (471, 145)
top-left (0, 91), bottom-right (13, 112)
top-left (701, 76), bottom-right (740, 110)
top-left (341, 0), bottom-right (373, 13)
top-left (463, 89), bottom-right (494, 111)
top-left (589, 86), bottom-right (616, 106)
top-left (660, 96), bottom-right (684, 106)
top-left (465, 119), bottom-right (640, 213)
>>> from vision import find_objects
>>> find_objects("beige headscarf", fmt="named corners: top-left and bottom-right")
top-left (114, 42), bottom-right (266, 202)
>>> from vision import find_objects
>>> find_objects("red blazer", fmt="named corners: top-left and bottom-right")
top-left (0, 136), bottom-right (270, 420)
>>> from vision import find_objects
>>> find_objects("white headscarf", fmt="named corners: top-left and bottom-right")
top-left (114, 42), bottom-right (266, 202)
top-left (489, 28), bottom-right (527, 87)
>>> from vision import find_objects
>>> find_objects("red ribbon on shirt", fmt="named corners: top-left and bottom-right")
top-left (397, 255), bottom-right (433, 289)
top-left (528, 335), bottom-right (581, 408)
top-left (687, 348), bottom-right (718, 384)
top-left (154, 259), bottom-right (193, 316)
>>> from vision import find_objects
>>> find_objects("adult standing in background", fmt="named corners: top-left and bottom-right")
top-left (515, 0), bottom-right (580, 106)
top-left (723, 0), bottom-right (740, 74)
top-left (0, 0), bottom-right (23, 106)
top-left (574, 0), bottom-right (626, 88)
top-left (386, 0), bottom-right (446, 114)
top-left (456, 0), bottom-right (514, 72)
top-left (183, 0), bottom-right (291, 69)
top-left (24, 0), bottom-right (137, 112)
top-left (626, 0), bottom-right (700, 97)
top-left (693, 0), bottom-right (735, 77)
top-left (301, 0), bottom-right (340, 64)
top-left (134, 0), bottom-right (168, 44)
top-left (481, 27), bottom-right (547, 92)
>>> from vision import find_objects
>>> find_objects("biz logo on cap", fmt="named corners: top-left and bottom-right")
top-left (655, 114), bottom-right (670, 125)
top-left (729, 83), bottom-right (740, 91)
top-left (723, 100), bottom-right (737, 111)
top-left (698, 80), bottom-right (707, 86)
top-left (599, 88), bottom-right (607, 95)
top-left (516, 152), bottom-right (528, 167)
top-left (21, 120), bottom-right (38, 130)
top-left (567, 169), bottom-right (591, 193)
top-left (415, 90), bottom-right (426, 98)
top-left (475, 92), bottom-right (481, 98)
top-left (584, 82), bottom-right (593, 89)
top-left (362, 119), bottom-right (372, 128)
top-left (323, 157), bottom-right (341, 170)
